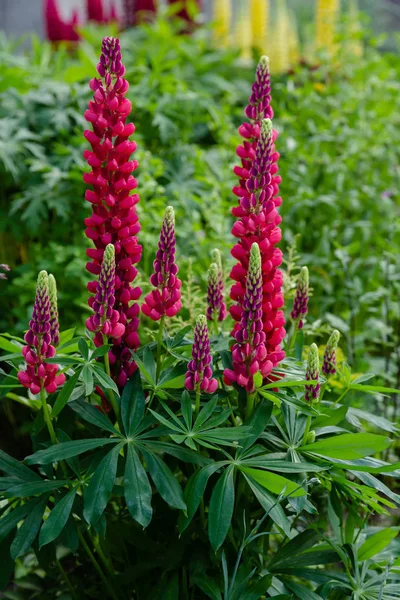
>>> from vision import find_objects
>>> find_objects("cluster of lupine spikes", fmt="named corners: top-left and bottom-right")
top-left (84, 36), bottom-right (142, 388)
top-left (229, 56), bottom-right (286, 385)
top-left (17, 272), bottom-right (65, 395)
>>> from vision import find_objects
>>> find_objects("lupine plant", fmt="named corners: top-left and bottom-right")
top-left (0, 37), bottom-right (400, 600)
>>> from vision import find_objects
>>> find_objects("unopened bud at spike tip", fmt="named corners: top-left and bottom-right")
top-left (48, 274), bottom-right (60, 346)
top-left (305, 343), bottom-right (320, 403)
top-left (322, 329), bottom-right (340, 376)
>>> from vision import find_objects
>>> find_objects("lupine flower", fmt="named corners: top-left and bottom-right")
top-left (185, 315), bottom-right (218, 394)
top-left (224, 243), bottom-right (273, 393)
top-left (322, 329), bottom-right (340, 376)
top-left (142, 206), bottom-right (182, 321)
top-left (84, 37), bottom-right (142, 388)
top-left (86, 244), bottom-right (125, 346)
top-left (87, 0), bottom-right (105, 22)
top-left (124, 0), bottom-right (156, 26)
top-left (230, 117), bottom-right (285, 370)
top-left (290, 266), bottom-right (309, 329)
top-left (44, 0), bottom-right (80, 42)
top-left (305, 343), bottom-right (320, 403)
top-left (48, 274), bottom-right (60, 347)
top-left (17, 271), bottom-right (65, 395)
top-left (207, 263), bottom-right (227, 323)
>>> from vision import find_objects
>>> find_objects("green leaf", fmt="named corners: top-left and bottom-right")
top-left (81, 364), bottom-right (94, 397)
top-left (181, 390), bottom-right (192, 429)
top-left (121, 370), bottom-right (145, 437)
top-left (283, 580), bottom-right (322, 600)
top-left (91, 345), bottom-right (112, 360)
top-left (84, 443), bottom-right (123, 525)
top-left (242, 458), bottom-right (327, 473)
top-left (78, 338), bottom-right (89, 360)
top-left (6, 480), bottom-right (69, 498)
top-left (358, 528), bottom-right (400, 560)
top-left (269, 529), bottom-right (320, 568)
top-left (0, 502), bottom-right (34, 543)
top-left (193, 576), bottom-right (222, 600)
top-left (208, 465), bottom-right (235, 551)
top-left (141, 448), bottom-right (186, 510)
top-left (157, 363), bottom-right (186, 389)
top-left (240, 468), bottom-right (305, 497)
top-left (261, 379), bottom-right (316, 390)
top-left (146, 441), bottom-right (209, 465)
top-left (52, 369), bottom-right (82, 417)
top-left (243, 475), bottom-right (291, 537)
top-left (301, 433), bottom-right (392, 460)
top-left (241, 401), bottom-right (273, 452)
top-left (179, 462), bottom-right (224, 533)
top-left (349, 383), bottom-right (400, 394)
top-left (194, 395), bottom-right (219, 429)
top-left (124, 445), bottom-right (152, 528)
top-left (70, 398), bottom-right (121, 436)
top-left (25, 438), bottom-right (119, 465)
top-left (92, 365), bottom-right (120, 396)
top-left (0, 450), bottom-right (40, 482)
top-left (10, 496), bottom-right (48, 559)
top-left (39, 487), bottom-right (78, 548)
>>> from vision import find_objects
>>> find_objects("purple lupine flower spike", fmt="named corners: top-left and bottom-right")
top-left (86, 244), bottom-right (125, 346)
top-left (48, 274), bottom-right (60, 346)
top-left (305, 343), bottom-right (320, 403)
top-left (322, 330), bottom-right (340, 376)
top-left (207, 263), bottom-right (227, 323)
top-left (185, 315), bottom-right (218, 394)
top-left (97, 36), bottom-right (126, 80)
top-left (245, 56), bottom-right (273, 122)
top-left (18, 271), bottom-right (65, 395)
top-left (290, 266), bottom-right (309, 329)
top-left (209, 249), bottom-right (227, 322)
top-left (224, 243), bottom-right (273, 393)
top-left (142, 206), bottom-right (182, 321)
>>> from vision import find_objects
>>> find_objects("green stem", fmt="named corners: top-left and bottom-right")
top-left (246, 391), bottom-right (256, 420)
top-left (302, 415), bottom-right (312, 446)
top-left (40, 386), bottom-right (58, 445)
top-left (195, 388), bottom-right (201, 417)
top-left (89, 531), bottom-right (124, 599)
top-left (78, 530), bottom-right (120, 600)
top-left (287, 319), bottom-right (300, 354)
top-left (56, 556), bottom-right (79, 600)
top-left (156, 315), bottom-right (166, 381)
top-left (102, 336), bottom-right (122, 429)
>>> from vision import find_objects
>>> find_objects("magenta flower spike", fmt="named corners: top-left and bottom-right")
top-left (305, 343), bottom-right (320, 403)
top-left (48, 274), bottom-right (60, 347)
top-left (322, 330), bottom-right (340, 376)
top-left (86, 244), bottom-right (125, 346)
top-left (84, 37), bottom-right (142, 388)
top-left (17, 271), bottom-right (65, 395)
top-left (142, 206), bottom-right (182, 321)
top-left (207, 263), bottom-right (227, 323)
top-left (290, 266), bottom-right (309, 329)
top-left (224, 243), bottom-right (273, 393)
top-left (185, 315), bottom-right (218, 395)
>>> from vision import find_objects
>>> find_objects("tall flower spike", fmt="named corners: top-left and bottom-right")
top-left (207, 257), bottom-right (227, 323)
top-left (230, 116), bottom-right (285, 371)
top-left (84, 37), bottom-right (142, 388)
top-left (48, 274), bottom-right (60, 346)
top-left (86, 244), bottom-right (125, 346)
top-left (17, 271), bottom-right (65, 395)
top-left (322, 330), bottom-right (340, 376)
top-left (224, 243), bottom-right (273, 393)
top-left (142, 206), bottom-right (182, 321)
top-left (290, 266), bottom-right (309, 329)
top-left (185, 315), bottom-right (218, 394)
top-left (305, 343), bottom-right (320, 403)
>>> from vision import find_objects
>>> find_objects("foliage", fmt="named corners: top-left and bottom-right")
top-left (0, 17), bottom-right (399, 600)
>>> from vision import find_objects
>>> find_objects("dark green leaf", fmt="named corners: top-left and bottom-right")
top-left (240, 468), bottom-right (305, 498)
top-left (70, 398), bottom-right (121, 436)
top-left (84, 443), bottom-right (123, 525)
top-left (193, 576), bottom-right (222, 600)
top-left (92, 364), bottom-right (120, 396)
top-left (10, 496), bottom-right (48, 559)
top-left (52, 369), bottom-right (82, 417)
top-left (243, 475), bottom-right (291, 536)
top-left (141, 448), bottom-right (186, 510)
top-left (124, 445), bottom-right (152, 528)
top-left (208, 465), bottom-right (235, 551)
top-left (39, 487), bottom-right (78, 548)
top-left (0, 450), bottom-right (40, 482)
top-left (6, 480), bottom-right (69, 498)
top-left (181, 390), bottom-right (192, 429)
top-left (25, 438), bottom-right (119, 465)
top-left (121, 370), bottom-right (145, 437)
top-left (78, 338), bottom-right (89, 360)
top-left (301, 433), bottom-right (392, 460)
top-left (0, 501), bottom-right (37, 543)
top-left (81, 364), bottom-right (94, 397)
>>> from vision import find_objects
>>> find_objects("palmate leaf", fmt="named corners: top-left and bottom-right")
top-left (269, 529), bottom-right (321, 569)
top-left (52, 369), bottom-right (82, 417)
top-left (0, 450), bottom-right (41, 482)
top-left (70, 398), bottom-right (122, 437)
top-left (84, 443), bottom-right (124, 525)
top-left (193, 575), bottom-right (222, 600)
top-left (0, 499), bottom-right (44, 543)
top-left (6, 480), bottom-right (69, 498)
